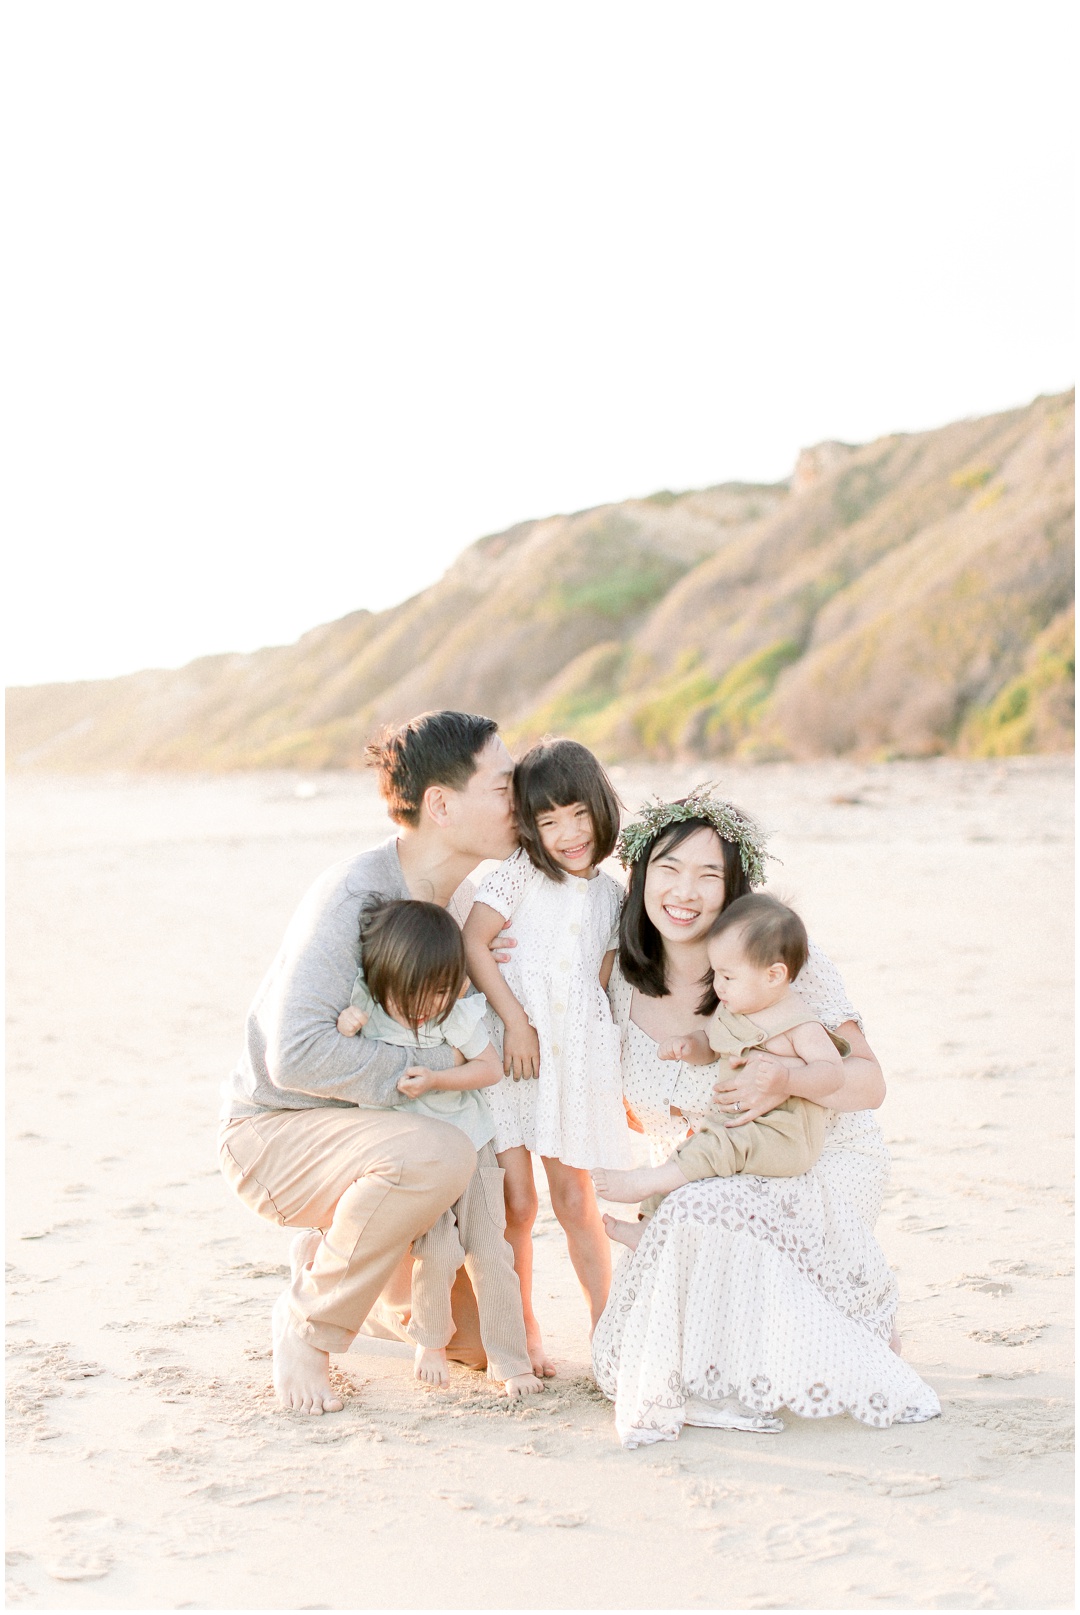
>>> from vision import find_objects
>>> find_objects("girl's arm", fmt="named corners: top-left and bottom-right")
top-left (398, 1041), bottom-right (503, 1098)
top-left (462, 901), bottom-right (541, 1079)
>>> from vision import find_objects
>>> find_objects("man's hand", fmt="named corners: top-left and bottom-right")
top-left (337, 1006), bottom-right (368, 1037)
top-left (503, 1016), bottom-right (540, 1081)
top-left (398, 1066), bottom-right (439, 1098)
top-left (712, 1050), bottom-right (791, 1126)
top-left (488, 923), bottom-right (517, 966)
top-left (658, 1030), bottom-right (714, 1064)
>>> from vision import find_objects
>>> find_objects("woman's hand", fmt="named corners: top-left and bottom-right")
top-left (712, 1051), bottom-right (791, 1126)
top-left (503, 1016), bottom-right (540, 1081)
top-left (487, 923), bottom-right (517, 965)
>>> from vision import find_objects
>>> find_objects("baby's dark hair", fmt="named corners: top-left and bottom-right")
top-left (513, 737), bottom-right (622, 881)
top-left (359, 897), bottom-right (466, 1031)
top-left (708, 893), bottom-right (808, 980)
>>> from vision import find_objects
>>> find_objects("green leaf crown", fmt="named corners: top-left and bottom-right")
top-left (615, 783), bottom-right (775, 887)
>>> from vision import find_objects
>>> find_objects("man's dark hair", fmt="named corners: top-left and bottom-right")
top-left (707, 893), bottom-right (808, 981)
top-left (364, 711), bottom-right (499, 827)
top-left (618, 816), bottom-right (753, 998)
top-left (359, 897), bottom-right (466, 1030)
top-left (514, 738), bottom-right (622, 881)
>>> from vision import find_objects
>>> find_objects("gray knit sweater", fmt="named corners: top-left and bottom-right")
top-left (222, 837), bottom-right (462, 1119)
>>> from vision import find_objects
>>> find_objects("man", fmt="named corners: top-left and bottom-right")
top-left (219, 710), bottom-right (519, 1413)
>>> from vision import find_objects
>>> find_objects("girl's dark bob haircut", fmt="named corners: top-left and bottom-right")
top-left (514, 737), bottom-right (622, 881)
top-left (618, 814), bottom-right (753, 999)
top-left (359, 896), bottom-right (466, 1031)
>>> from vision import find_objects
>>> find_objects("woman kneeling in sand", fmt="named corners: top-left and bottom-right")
top-left (589, 788), bottom-right (941, 1449)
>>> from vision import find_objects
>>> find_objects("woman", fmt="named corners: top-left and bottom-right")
top-left (591, 788), bottom-right (941, 1448)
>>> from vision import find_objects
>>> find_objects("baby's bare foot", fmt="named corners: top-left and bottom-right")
top-left (592, 1166), bottom-right (654, 1203)
top-left (525, 1324), bottom-right (556, 1378)
top-left (414, 1345), bottom-right (450, 1387)
top-left (504, 1372), bottom-right (545, 1400)
top-left (602, 1212), bottom-right (644, 1251)
top-left (289, 1228), bottom-right (321, 1285)
top-left (272, 1293), bottom-right (344, 1415)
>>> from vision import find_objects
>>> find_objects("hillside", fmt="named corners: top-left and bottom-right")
top-left (8, 391), bottom-right (1073, 770)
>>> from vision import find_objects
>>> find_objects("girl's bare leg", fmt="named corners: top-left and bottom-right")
top-left (497, 1145), bottom-right (555, 1377)
top-left (542, 1157), bottom-right (612, 1331)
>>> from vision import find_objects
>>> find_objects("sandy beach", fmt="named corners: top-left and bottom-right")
top-left (6, 757), bottom-right (1073, 1610)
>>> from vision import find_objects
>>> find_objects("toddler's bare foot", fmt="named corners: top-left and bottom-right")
top-left (414, 1345), bottom-right (450, 1387)
top-left (592, 1166), bottom-right (651, 1203)
top-left (272, 1293), bottom-right (344, 1415)
top-left (289, 1228), bottom-right (321, 1284)
top-left (603, 1212), bottom-right (644, 1251)
top-left (504, 1372), bottom-right (545, 1399)
top-left (525, 1324), bottom-right (556, 1378)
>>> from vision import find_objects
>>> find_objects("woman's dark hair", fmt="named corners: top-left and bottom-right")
top-left (707, 893), bottom-right (808, 979)
top-left (618, 814), bottom-right (753, 999)
top-left (365, 710), bottom-right (499, 827)
top-left (514, 737), bottom-right (622, 881)
top-left (359, 897), bottom-right (466, 1030)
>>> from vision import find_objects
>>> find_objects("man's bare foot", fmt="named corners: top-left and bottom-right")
top-left (289, 1228), bottom-right (321, 1284)
top-left (271, 1293), bottom-right (344, 1415)
top-left (602, 1212), bottom-right (644, 1251)
top-left (504, 1372), bottom-right (545, 1400)
top-left (414, 1345), bottom-right (450, 1387)
top-left (525, 1324), bottom-right (556, 1378)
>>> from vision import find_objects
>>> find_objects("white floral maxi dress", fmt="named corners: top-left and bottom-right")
top-left (591, 952), bottom-right (942, 1447)
top-left (476, 849), bottom-right (633, 1170)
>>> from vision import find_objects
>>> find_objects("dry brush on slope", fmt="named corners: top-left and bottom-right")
top-left (7, 392), bottom-right (1073, 771)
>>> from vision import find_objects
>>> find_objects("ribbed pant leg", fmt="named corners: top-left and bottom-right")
top-left (409, 1209), bottom-right (466, 1350)
top-left (455, 1144), bottom-right (532, 1382)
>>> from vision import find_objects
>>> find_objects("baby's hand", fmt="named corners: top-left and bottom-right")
top-left (658, 1031), bottom-right (712, 1063)
top-left (337, 1006), bottom-right (368, 1037)
top-left (398, 1066), bottom-right (438, 1098)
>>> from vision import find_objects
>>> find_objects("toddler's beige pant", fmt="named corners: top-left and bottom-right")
top-left (410, 1142), bottom-right (531, 1382)
top-left (219, 1106), bottom-right (476, 1355)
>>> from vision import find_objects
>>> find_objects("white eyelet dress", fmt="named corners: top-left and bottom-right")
top-left (591, 951), bottom-right (941, 1447)
top-left (476, 849), bottom-right (633, 1170)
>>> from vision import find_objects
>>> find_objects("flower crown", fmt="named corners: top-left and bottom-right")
top-left (615, 783), bottom-right (775, 887)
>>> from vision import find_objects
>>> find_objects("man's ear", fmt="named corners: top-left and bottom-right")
top-left (423, 784), bottom-right (451, 827)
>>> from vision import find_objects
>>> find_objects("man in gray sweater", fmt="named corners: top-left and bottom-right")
top-left (219, 711), bottom-right (518, 1413)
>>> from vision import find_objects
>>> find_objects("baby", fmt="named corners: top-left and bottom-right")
top-left (337, 896), bottom-right (542, 1400)
top-left (593, 894), bottom-right (849, 1223)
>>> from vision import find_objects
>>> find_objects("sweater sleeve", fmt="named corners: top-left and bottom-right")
top-left (251, 858), bottom-right (455, 1109)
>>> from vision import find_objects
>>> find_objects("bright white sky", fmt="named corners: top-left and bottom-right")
top-left (4, 1), bottom-right (1074, 687)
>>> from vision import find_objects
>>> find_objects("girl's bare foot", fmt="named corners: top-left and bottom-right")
top-left (271, 1293), bottom-right (344, 1415)
top-left (602, 1212), bottom-right (644, 1251)
top-left (525, 1324), bottom-right (556, 1378)
top-left (289, 1228), bottom-right (321, 1283)
top-left (504, 1372), bottom-right (545, 1399)
top-left (414, 1345), bottom-right (450, 1387)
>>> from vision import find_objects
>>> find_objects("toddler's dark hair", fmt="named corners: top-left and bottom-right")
top-left (359, 897), bottom-right (466, 1031)
top-left (513, 737), bottom-right (621, 881)
top-left (708, 893), bottom-right (808, 981)
top-left (364, 710), bottom-right (499, 827)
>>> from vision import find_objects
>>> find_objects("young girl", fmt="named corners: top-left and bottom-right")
top-left (462, 738), bottom-right (632, 1377)
top-left (336, 896), bottom-right (542, 1400)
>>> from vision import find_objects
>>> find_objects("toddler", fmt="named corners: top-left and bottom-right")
top-left (337, 896), bottom-right (542, 1399)
top-left (593, 893), bottom-right (848, 1221)
top-left (463, 738), bottom-right (631, 1376)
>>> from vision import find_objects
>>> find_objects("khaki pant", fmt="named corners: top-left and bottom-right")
top-left (411, 1142), bottom-right (530, 1381)
top-left (219, 1106), bottom-right (477, 1355)
top-left (640, 1097), bottom-right (825, 1217)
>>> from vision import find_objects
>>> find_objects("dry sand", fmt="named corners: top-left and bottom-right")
top-left (6, 757), bottom-right (1073, 1610)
